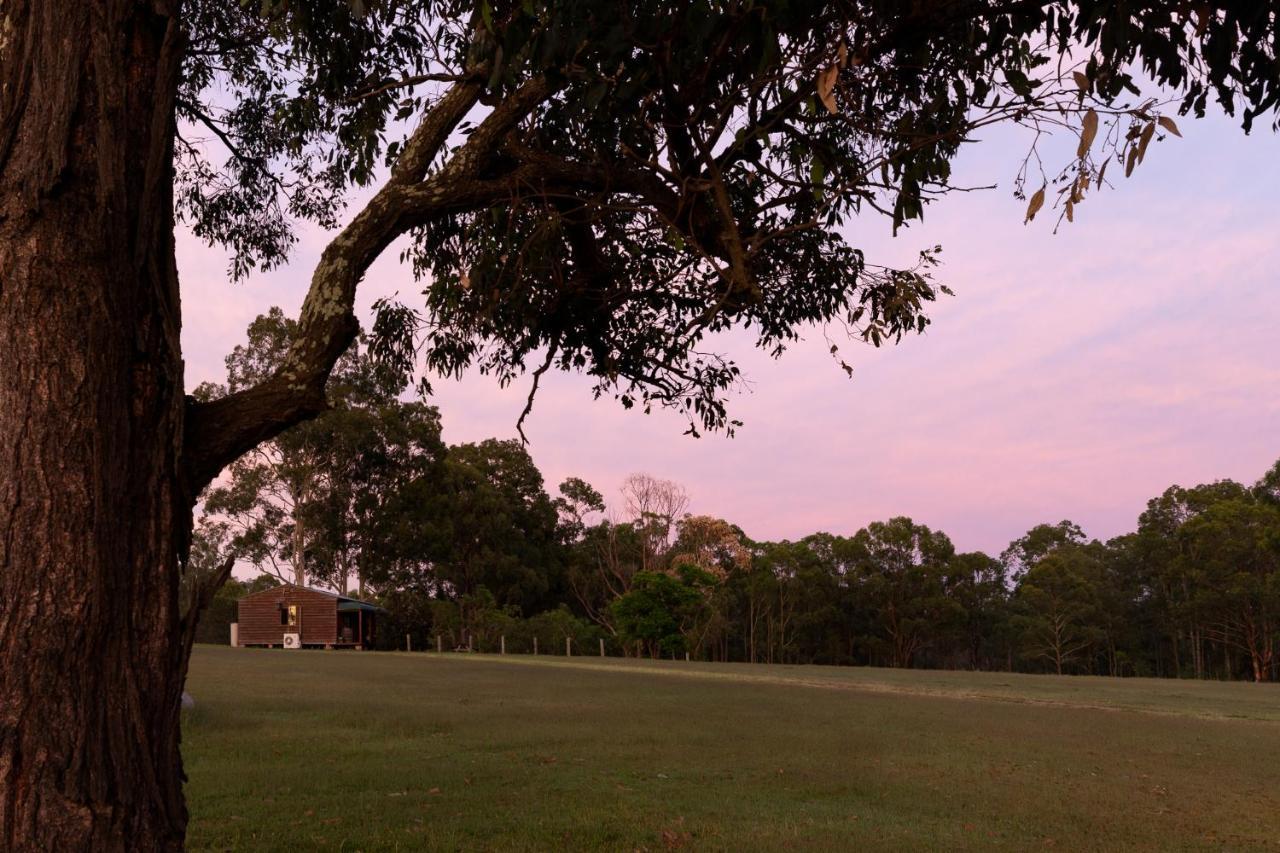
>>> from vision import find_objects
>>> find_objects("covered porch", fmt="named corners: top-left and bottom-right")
top-left (335, 597), bottom-right (381, 649)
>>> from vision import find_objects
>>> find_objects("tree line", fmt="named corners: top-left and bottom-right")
top-left (197, 311), bottom-right (1280, 682)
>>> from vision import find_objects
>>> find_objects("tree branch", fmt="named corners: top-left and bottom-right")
top-left (179, 555), bottom-right (236, 663)
top-left (183, 76), bottom-right (539, 492)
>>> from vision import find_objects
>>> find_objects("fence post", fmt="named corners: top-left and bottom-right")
top-left (685, 652), bottom-right (690, 662)
top-left (566, 636), bottom-right (571, 657)
top-left (436, 635), bottom-right (442, 654)
top-left (501, 635), bottom-right (506, 655)
top-left (599, 638), bottom-right (605, 657)
top-left (533, 636), bottom-right (538, 655)
top-left (406, 634), bottom-right (411, 652)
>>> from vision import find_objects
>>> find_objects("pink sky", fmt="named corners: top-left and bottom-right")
top-left (178, 116), bottom-right (1280, 556)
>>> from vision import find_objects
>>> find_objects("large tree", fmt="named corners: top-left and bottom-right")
top-left (2, 0), bottom-right (1278, 848)
top-left (1012, 540), bottom-right (1107, 674)
top-left (846, 516), bottom-right (959, 667)
top-left (198, 308), bottom-right (441, 592)
top-left (1181, 496), bottom-right (1280, 682)
top-left (1135, 479), bottom-right (1252, 676)
top-left (430, 438), bottom-right (564, 615)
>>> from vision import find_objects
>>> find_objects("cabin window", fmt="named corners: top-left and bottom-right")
top-left (280, 604), bottom-right (298, 626)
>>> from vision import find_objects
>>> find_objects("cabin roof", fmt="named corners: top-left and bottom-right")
top-left (238, 583), bottom-right (386, 611)
top-left (336, 599), bottom-right (381, 613)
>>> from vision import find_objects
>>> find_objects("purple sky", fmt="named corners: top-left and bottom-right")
top-left (179, 115), bottom-right (1280, 556)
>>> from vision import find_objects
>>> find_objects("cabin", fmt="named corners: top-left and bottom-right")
top-left (234, 584), bottom-right (383, 649)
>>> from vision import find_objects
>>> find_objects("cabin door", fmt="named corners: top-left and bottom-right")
top-left (338, 612), bottom-right (359, 645)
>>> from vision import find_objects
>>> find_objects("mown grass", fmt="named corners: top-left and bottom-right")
top-left (184, 646), bottom-right (1280, 851)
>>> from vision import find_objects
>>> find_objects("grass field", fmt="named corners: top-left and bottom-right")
top-left (183, 646), bottom-right (1280, 851)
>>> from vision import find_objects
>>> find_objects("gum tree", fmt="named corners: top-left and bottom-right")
top-left (1, 0), bottom-right (1277, 849)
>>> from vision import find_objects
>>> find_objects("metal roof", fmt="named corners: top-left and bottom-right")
top-left (239, 583), bottom-right (385, 610)
top-left (336, 599), bottom-right (382, 613)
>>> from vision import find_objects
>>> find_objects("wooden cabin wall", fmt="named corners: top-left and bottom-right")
top-left (235, 587), bottom-right (338, 646)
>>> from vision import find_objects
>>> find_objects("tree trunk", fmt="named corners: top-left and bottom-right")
top-left (292, 503), bottom-right (307, 587)
top-left (1191, 625), bottom-right (1204, 679)
top-left (0, 2), bottom-right (192, 850)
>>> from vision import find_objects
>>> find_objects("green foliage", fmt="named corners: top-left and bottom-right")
top-left (1013, 543), bottom-right (1108, 674)
top-left (1179, 498), bottom-right (1280, 680)
top-left (1000, 520), bottom-right (1087, 578)
top-left (1254, 459), bottom-right (1280, 507)
top-left (199, 308), bottom-right (445, 592)
top-left (612, 570), bottom-right (708, 658)
top-left (948, 551), bottom-right (1013, 670)
top-left (524, 605), bottom-right (605, 655)
top-left (423, 438), bottom-right (564, 615)
top-left (844, 518), bottom-right (960, 668)
top-left (179, 0), bottom-right (1280, 435)
top-left (553, 477), bottom-right (606, 539)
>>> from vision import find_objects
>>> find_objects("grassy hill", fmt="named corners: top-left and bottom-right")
top-left (183, 646), bottom-right (1280, 851)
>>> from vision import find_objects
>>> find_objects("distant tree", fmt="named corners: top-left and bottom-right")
top-left (620, 474), bottom-right (690, 572)
top-left (764, 534), bottom-right (854, 665)
top-left (563, 475), bottom-right (691, 635)
top-left (179, 521), bottom-right (237, 646)
top-left (846, 518), bottom-right (959, 668)
top-left (749, 540), bottom-right (813, 664)
top-left (947, 551), bottom-right (1012, 670)
top-left (431, 439), bottom-right (564, 619)
top-left (444, 587), bottom-right (522, 651)
top-left (181, 520), bottom-right (235, 602)
top-left (366, 438), bottom-right (560, 642)
top-left (1094, 534), bottom-right (1150, 677)
top-left (666, 517), bottom-right (752, 658)
top-left (300, 397), bottom-right (447, 594)
top-left (526, 606), bottom-right (603, 656)
top-left (1001, 521), bottom-right (1087, 579)
top-left (554, 477), bottom-right (607, 540)
top-left (183, 525), bottom-right (280, 646)
top-left (565, 519), bottom-right (646, 637)
top-left (1013, 543), bottom-right (1107, 674)
top-left (1181, 498), bottom-right (1280, 681)
top-left (1135, 480), bottom-right (1252, 677)
top-left (200, 309), bottom-right (423, 589)
top-left (1254, 459), bottom-right (1280, 507)
top-left (670, 516), bottom-right (751, 580)
top-left (612, 568), bottom-right (712, 659)
top-left (742, 546), bottom-right (784, 664)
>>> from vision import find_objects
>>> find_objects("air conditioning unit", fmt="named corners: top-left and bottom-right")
top-left (282, 633), bottom-right (301, 649)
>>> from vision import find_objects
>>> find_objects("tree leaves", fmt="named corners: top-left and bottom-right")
top-left (178, 0), bottom-right (1279, 441)
top-left (816, 64), bottom-right (839, 114)
top-left (1137, 121), bottom-right (1156, 164)
top-left (1077, 109), bottom-right (1099, 158)
top-left (1025, 186), bottom-right (1046, 223)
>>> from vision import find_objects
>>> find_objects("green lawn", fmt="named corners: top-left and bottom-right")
top-left (184, 646), bottom-right (1280, 851)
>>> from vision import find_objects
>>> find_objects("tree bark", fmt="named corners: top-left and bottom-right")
top-left (0, 2), bottom-right (192, 850)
